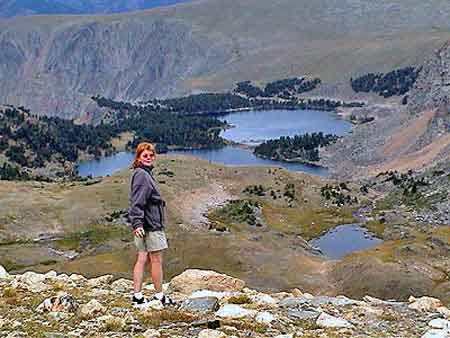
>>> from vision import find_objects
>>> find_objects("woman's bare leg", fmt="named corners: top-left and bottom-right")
top-left (133, 252), bottom-right (148, 293)
top-left (149, 250), bottom-right (163, 293)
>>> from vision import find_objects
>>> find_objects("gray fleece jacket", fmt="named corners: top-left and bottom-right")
top-left (128, 166), bottom-right (166, 232)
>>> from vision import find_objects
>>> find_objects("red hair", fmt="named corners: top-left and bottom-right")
top-left (132, 142), bottom-right (156, 169)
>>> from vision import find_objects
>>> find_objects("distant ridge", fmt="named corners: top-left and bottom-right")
top-left (0, 0), bottom-right (191, 17)
top-left (0, 0), bottom-right (449, 117)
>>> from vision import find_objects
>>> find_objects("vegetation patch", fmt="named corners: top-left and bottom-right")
top-left (227, 294), bottom-right (252, 304)
top-left (54, 224), bottom-right (129, 251)
top-left (321, 183), bottom-right (358, 206)
top-left (138, 309), bottom-right (199, 327)
top-left (210, 200), bottom-right (262, 228)
top-left (350, 66), bottom-right (421, 98)
top-left (254, 132), bottom-right (339, 163)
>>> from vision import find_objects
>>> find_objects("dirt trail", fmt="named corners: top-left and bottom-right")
top-left (174, 182), bottom-right (235, 230)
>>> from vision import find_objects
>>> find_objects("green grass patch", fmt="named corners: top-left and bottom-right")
top-left (54, 224), bottom-right (129, 251)
top-left (1, 258), bottom-right (27, 271)
top-left (364, 219), bottom-right (387, 238)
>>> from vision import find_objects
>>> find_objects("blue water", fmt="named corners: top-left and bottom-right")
top-left (219, 109), bottom-right (351, 145)
top-left (77, 109), bottom-right (351, 178)
top-left (77, 152), bottom-right (134, 178)
top-left (309, 224), bottom-right (383, 259)
top-left (171, 146), bottom-right (329, 175)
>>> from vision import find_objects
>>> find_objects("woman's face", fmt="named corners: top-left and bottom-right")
top-left (139, 149), bottom-right (155, 167)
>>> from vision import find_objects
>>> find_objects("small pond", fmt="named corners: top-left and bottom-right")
top-left (309, 224), bottom-right (383, 259)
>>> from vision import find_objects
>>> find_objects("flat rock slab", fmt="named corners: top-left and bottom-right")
top-left (181, 297), bottom-right (219, 313)
top-left (316, 312), bottom-right (353, 329)
top-left (216, 304), bottom-right (256, 319)
top-left (170, 269), bottom-right (245, 294)
top-left (421, 329), bottom-right (450, 338)
top-left (288, 309), bottom-right (321, 320)
top-left (278, 297), bottom-right (309, 308)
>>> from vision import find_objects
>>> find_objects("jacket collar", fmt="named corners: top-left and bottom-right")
top-left (138, 163), bottom-right (154, 175)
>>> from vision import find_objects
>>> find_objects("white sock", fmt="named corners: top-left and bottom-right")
top-left (155, 292), bottom-right (164, 300)
top-left (134, 292), bottom-right (144, 299)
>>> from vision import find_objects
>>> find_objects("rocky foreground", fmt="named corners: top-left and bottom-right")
top-left (0, 266), bottom-right (449, 338)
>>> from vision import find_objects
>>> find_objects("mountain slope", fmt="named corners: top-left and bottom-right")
top-left (0, 0), bottom-right (190, 17)
top-left (321, 40), bottom-right (450, 178)
top-left (1, 0), bottom-right (450, 117)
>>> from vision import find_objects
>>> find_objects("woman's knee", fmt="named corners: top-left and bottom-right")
top-left (150, 251), bottom-right (163, 264)
top-left (135, 252), bottom-right (148, 265)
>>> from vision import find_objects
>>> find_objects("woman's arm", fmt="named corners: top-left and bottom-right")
top-left (129, 171), bottom-right (153, 231)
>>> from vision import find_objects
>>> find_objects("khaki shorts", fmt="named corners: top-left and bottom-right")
top-left (134, 230), bottom-right (168, 252)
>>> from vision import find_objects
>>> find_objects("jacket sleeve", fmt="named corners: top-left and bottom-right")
top-left (129, 170), bottom-right (153, 230)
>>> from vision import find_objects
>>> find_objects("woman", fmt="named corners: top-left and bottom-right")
top-left (128, 142), bottom-right (174, 306)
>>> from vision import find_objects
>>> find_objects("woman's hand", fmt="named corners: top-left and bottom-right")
top-left (134, 227), bottom-right (145, 238)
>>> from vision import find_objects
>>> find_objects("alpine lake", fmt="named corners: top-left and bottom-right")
top-left (76, 109), bottom-right (382, 262)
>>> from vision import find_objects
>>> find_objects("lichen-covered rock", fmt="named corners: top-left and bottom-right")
top-left (437, 307), bottom-right (450, 319)
top-left (19, 271), bottom-right (46, 284)
top-left (36, 292), bottom-right (78, 313)
top-left (110, 278), bottom-right (133, 293)
top-left (409, 296), bottom-right (442, 312)
top-left (79, 299), bottom-right (106, 319)
top-left (143, 329), bottom-right (162, 338)
top-left (170, 269), bottom-right (245, 294)
top-left (87, 275), bottom-right (114, 287)
top-left (181, 296), bottom-right (219, 313)
top-left (255, 311), bottom-right (276, 324)
top-left (316, 312), bottom-right (353, 328)
top-left (198, 329), bottom-right (227, 338)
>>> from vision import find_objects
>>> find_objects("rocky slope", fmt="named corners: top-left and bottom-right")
top-left (0, 0), bottom-right (450, 117)
top-left (0, 267), bottom-right (449, 338)
top-left (322, 40), bottom-right (450, 179)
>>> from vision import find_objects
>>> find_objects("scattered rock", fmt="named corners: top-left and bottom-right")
top-left (250, 293), bottom-right (277, 305)
top-left (36, 292), bottom-right (78, 313)
top-left (409, 296), bottom-right (442, 312)
top-left (437, 307), bottom-right (450, 319)
top-left (181, 296), bottom-right (219, 313)
top-left (288, 309), bottom-right (321, 320)
top-left (421, 328), bottom-right (450, 338)
top-left (198, 329), bottom-right (227, 338)
top-left (44, 271), bottom-right (58, 279)
top-left (215, 304), bottom-right (256, 319)
top-left (429, 319), bottom-right (450, 329)
top-left (291, 288), bottom-right (303, 297)
top-left (19, 271), bottom-right (46, 285)
top-left (143, 328), bottom-right (162, 338)
top-left (170, 269), bottom-right (245, 294)
top-left (110, 278), bottom-right (133, 293)
top-left (279, 297), bottom-right (308, 308)
top-left (316, 312), bottom-right (353, 328)
top-left (256, 311), bottom-right (276, 324)
top-left (79, 299), bottom-right (106, 319)
top-left (0, 265), bottom-right (8, 279)
top-left (68, 274), bottom-right (86, 283)
top-left (87, 275), bottom-right (113, 287)
top-left (190, 290), bottom-right (231, 300)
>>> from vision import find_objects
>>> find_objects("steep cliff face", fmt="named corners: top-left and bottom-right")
top-left (0, 16), bottom-right (232, 118)
top-left (408, 41), bottom-right (450, 115)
